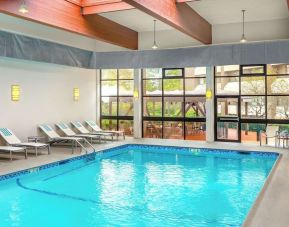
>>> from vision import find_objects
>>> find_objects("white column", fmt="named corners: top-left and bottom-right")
top-left (206, 66), bottom-right (215, 142)
top-left (96, 69), bottom-right (101, 125)
top-left (133, 69), bottom-right (142, 138)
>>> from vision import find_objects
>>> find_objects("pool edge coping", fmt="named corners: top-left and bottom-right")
top-left (242, 152), bottom-right (283, 227)
top-left (0, 143), bottom-right (279, 181)
top-left (0, 142), bottom-right (281, 226)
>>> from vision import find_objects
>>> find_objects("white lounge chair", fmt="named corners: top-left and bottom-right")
top-left (39, 124), bottom-right (95, 154)
top-left (260, 125), bottom-right (279, 147)
top-left (56, 123), bottom-right (101, 143)
top-left (85, 120), bottom-right (125, 140)
top-left (0, 128), bottom-right (50, 156)
top-left (71, 121), bottom-right (113, 141)
top-left (0, 146), bottom-right (27, 160)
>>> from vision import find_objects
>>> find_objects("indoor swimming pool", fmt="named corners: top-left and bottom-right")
top-left (0, 144), bottom-right (278, 227)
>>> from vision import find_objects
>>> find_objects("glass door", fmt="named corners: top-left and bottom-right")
top-left (215, 97), bottom-right (240, 142)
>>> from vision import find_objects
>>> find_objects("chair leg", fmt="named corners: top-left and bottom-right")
top-left (10, 151), bottom-right (12, 161)
top-left (35, 147), bottom-right (38, 156)
top-left (25, 148), bottom-right (27, 159)
top-left (47, 145), bottom-right (50, 155)
top-left (72, 141), bottom-right (74, 154)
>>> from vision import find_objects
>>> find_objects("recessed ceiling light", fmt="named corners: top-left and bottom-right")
top-left (19, 0), bottom-right (29, 14)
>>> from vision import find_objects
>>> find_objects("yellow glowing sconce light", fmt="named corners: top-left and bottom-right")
top-left (73, 88), bottom-right (80, 101)
top-left (133, 89), bottom-right (139, 99)
top-left (206, 89), bottom-right (212, 100)
top-left (11, 85), bottom-right (20, 102)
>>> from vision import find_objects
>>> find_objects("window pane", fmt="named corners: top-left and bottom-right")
top-left (143, 121), bottom-right (162, 138)
top-left (101, 69), bottom-right (117, 80)
top-left (101, 97), bottom-right (117, 116)
top-left (143, 79), bottom-right (162, 96)
top-left (185, 78), bottom-right (206, 95)
top-left (164, 69), bottom-right (183, 77)
top-left (143, 68), bottom-right (162, 79)
top-left (101, 119), bottom-right (117, 131)
top-left (163, 121), bottom-right (184, 139)
top-left (241, 123), bottom-right (266, 143)
top-left (241, 96), bottom-right (265, 119)
top-left (118, 97), bottom-right (133, 116)
top-left (143, 97), bottom-right (162, 117)
top-left (163, 79), bottom-right (183, 95)
top-left (267, 64), bottom-right (289, 75)
top-left (267, 96), bottom-right (289, 119)
top-left (119, 120), bottom-right (133, 136)
top-left (215, 77), bottom-right (239, 95)
top-left (185, 122), bottom-right (206, 141)
top-left (241, 76), bottom-right (265, 95)
top-left (217, 122), bottom-right (238, 140)
top-left (164, 97), bottom-right (183, 117)
top-left (215, 65), bottom-right (239, 77)
top-left (119, 80), bottom-right (133, 96)
top-left (185, 97), bottom-right (206, 118)
top-left (242, 65), bottom-right (264, 74)
top-left (217, 98), bottom-right (238, 117)
top-left (185, 67), bottom-right (206, 77)
top-left (267, 76), bottom-right (289, 95)
top-left (101, 80), bottom-right (117, 96)
top-left (279, 124), bottom-right (289, 132)
top-left (119, 69), bottom-right (134, 79)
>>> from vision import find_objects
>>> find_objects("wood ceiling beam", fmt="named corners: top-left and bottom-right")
top-left (82, 0), bottom-right (195, 14)
top-left (0, 0), bottom-right (138, 49)
top-left (65, 0), bottom-right (82, 6)
top-left (122, 0), bottom-right (212, 44)
top-left (83, 2), bottom-right (134, 14)
top-left (81, 0), bottom-right (122, 7)
top-left (176, 0), bottom-right (194, 2)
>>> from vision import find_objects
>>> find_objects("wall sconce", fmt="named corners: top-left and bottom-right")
top-left (133, 89), bottom-right (139, 99)
top-left (206, 89), bottom-right (212, 100)
top-left (11, 85), bottom-right (20, 101)
top-left (73, 88), bottom-right (80, 101)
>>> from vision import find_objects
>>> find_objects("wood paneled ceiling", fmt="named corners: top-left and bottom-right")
top-left (0, 0), bottom-right (212, 49)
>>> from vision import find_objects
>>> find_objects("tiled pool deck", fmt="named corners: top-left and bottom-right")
top-left (0, 138), bottom-right (288, 227)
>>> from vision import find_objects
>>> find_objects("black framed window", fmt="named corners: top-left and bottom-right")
top-left (215, 63), bottom-right (289, 143)
top-left (100, 69), bottom-right (134, 136)
top-left (142, 67), bottom-right (206, 140)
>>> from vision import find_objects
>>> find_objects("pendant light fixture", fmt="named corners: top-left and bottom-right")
top-left (19, 0), bottom-right (29, 14)
top-left (240, 10), bottom-right (247, 43)
top-left (152, 20), bottom-right (158, 49)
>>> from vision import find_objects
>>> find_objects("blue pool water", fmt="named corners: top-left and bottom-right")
top-left (0, 145), bottom-right (278, 227)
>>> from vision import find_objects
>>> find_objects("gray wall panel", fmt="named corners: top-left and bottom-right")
top-left (266, 40), bottom-right (289, 64)
top-left (0, 30), bottom-right (93, 68)
top-left (1, 30), bottom-right (289, 69)
top-left (95, 41), bottom-right (289, 69)
top-left (139, 47), bottom-right (210, 68)
top-left (94, 51), bottom-right (139, 69)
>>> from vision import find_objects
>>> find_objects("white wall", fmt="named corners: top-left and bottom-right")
top-left (213, 18), bottom-right (289, 44)
top-left (0, 13), bottom-right (125, 52)
top-left (139, 18), bottom-right (289, 50)
top-left (138, 29), bottom-right (201, 50)
top-left (0, 57), bottom-right (97, 142)
top-left (1, 12), bottom-right (288, 52)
